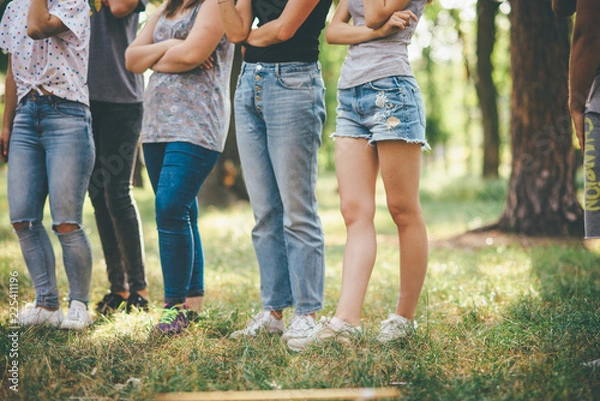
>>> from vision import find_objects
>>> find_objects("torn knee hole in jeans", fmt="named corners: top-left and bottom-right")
top-left (12, 221), bottom-right (30, 231)
top-left (53, 222), bottom-right (81, 234)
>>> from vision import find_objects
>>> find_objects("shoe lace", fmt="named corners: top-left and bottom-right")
top-left (380, 315), bottom-right (413, 333)
top-left (66, 306), bottom-right (84, 321)
top-left (289, 315), bottom-right (314, 331)
top-left (247, 312), bottom-right (269, 328)
top-left (159, 307), bottom-right (181, 324)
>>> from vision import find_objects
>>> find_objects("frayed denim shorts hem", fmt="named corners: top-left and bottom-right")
top-left (333, 76), bottom-right (430, 151)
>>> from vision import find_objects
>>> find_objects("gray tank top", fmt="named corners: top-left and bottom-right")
top-left (142, 4), bottom-right (234, 152)
top-left (337, 0), bottom-right (426, 90)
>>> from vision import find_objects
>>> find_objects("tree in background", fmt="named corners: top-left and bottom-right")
top-left (198, 45), bottom-right (249, 206)
top-left (498, 0), bottom-right (583, 235)
top-left (476, 0), bottom-right (500, 179)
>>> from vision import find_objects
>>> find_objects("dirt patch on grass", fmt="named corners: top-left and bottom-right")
top-left (433, 228), bottom-right (585, 250)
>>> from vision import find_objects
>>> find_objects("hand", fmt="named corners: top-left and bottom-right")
top-left (571, 109), bottom-right (585, 150)
top-left (376, 10), bottom-right (418, 38)
top-left (0, 127), bottom-right (11, 163)
top-left (199, 55), bottom-right (215, 70)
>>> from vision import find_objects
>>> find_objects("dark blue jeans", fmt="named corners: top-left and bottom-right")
top-left (88, 101), bottom-right (147, 294)
top-left (143, 142), bottom-right (220, 305)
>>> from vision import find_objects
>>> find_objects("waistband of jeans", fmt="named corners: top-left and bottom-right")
top-left (241, 61), bottom-right (321, 75)
top-left (20, 92), bottom-right (81, 106)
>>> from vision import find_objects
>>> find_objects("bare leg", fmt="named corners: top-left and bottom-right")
top-left (333, 138), bottom-right (379, 326)
top-left (378, 141), bottom-right (428, 320)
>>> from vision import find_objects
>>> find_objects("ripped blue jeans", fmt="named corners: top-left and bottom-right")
top-left (8, 94), bottom-right (95, 308)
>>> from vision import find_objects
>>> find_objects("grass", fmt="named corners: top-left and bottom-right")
top-left (0, 167), bottom-right (598, 400)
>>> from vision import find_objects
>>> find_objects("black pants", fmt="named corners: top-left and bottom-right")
top-left (88, 101), bottom-right (147, 293)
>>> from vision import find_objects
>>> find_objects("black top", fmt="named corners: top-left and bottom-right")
top-left (244, 0), bottom-right (332, 63)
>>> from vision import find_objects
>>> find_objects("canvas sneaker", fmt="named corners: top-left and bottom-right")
top-left (281, 314), bottom-right (317, 342)
top-left (60, 300), bottom-right (94, 330)
top-left (287, 317), bottom-right (361, 351)
top-left (126, 292), bottom-right (149, 313)
top-left (376, 313), bottom-right (416, 343)
top-left (230, 311), bottom-right (285, 339)
top-left (18, 303), bottom-right (63, 327)
top-left (95, 292), bottom-right (126, 315)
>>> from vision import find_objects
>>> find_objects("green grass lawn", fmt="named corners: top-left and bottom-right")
top-left (0, 167), bottom-right (598, 400)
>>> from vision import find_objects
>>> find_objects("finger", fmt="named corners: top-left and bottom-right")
top-left (393, 12), bottom-right (411, 25)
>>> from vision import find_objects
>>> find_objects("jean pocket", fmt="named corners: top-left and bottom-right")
top-left (277, 72), bottom-right (312, 90)
top-left (53, 101), bottom-right (87, 118)
top-left (368, 76), bottom-right (402, 92)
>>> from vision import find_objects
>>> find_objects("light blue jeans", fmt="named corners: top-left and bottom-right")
top-left (8, 94), bottom-right (95, 308)
top-left (234, 62), bottom-right (326, 315)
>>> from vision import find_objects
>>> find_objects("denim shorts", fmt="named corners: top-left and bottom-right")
top-left (333, 76), bottom-right (430, 150)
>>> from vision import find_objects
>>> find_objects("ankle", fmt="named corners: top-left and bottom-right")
top-left (185, 295), bottom-right (204, 312)
top-left (334, 314), bottom-right (360, 327)
top-left (134, 288), bottom-right (150, 300)
top-left (115, 291), bottom-right (130, 300)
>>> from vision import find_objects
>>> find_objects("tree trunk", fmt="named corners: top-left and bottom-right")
top-left (198, 45), bottom-right (249, 207)
top-left (476, 0), bottom-right (500, 179)
top-left (498, 0), bottom-right (582, 236)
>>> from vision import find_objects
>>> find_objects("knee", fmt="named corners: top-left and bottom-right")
top-left (340, 199), bottom-right (375, 227)
top-left (388, 203), bottom-right (421, 231)
top-left (155, 197), bottom-right (186, 227)
top-left (54, 223), bottom-right (81, 234)
top-left (12, 221), bottom-right (29, 231)
top-left (105, 190), bottom-right (133, 214)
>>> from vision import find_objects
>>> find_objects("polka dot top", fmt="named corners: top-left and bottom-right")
top-left (0, 0), bottom-right (90, 105)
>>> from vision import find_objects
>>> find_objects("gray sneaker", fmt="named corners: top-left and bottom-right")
top-left (287, 317), bottom-right (361, 351)
top-left (281, 314), bottom-right (316, 342)
top-left (376, 313), bottom-right (416, 343)
top-left (230, 311), bottom-right (285, 339)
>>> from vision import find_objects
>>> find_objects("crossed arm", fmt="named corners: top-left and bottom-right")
top-left (125, 0), bottom-right (224, 74)
top-left (101, 0), bottom-right (143, 18)
top-left (27, 0), bottom-right (70, 39)
top-left (216, 0), bottom-right (319, 47)
top-left (326, 0), bottom-right (416, 45)
top-left (363, 0), bottom-right (412, 29)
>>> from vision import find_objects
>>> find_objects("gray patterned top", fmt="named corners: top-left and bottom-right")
top-left (141, 4), bottom-right (234, 152)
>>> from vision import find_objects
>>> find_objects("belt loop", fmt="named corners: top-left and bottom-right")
top-left (276, 63), bottom-right (280, 78)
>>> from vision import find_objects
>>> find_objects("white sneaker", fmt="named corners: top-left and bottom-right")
top-left (230, 311), bottom-right (285, 339)
top-left (287, 317), bottom-right (361, 351)
top-left (377, 313), bottom-right (416, 343)
top-left (18, 303), bottom-right (63, 327)
top-left (60, 300), bottom-right (93, 330)
top-left (281, 314), bottom-right (316, 342)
